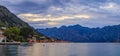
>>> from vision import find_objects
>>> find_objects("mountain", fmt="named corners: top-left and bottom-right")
top-left (0, 5), bottom-right (64, 42)
top-left (0, 5), bottom-right (30, 27)
top-left (0, 5), bottom-right (44, 36)
top-left (37, 24), bottom-right (120, 42)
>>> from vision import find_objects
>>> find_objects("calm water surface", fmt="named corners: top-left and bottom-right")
top-left (0, 43), bottom-right (120, 56)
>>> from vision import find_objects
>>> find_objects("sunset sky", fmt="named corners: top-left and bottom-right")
top-left (0, 0), bottom-right (120, 28)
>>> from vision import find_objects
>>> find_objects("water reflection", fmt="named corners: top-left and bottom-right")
top-left (0, 43), bottom-right (120, 56)
top-left (0, 45), bottom-right (19, 56)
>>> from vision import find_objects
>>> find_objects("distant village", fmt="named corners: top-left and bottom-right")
top-left (0, 27), bottom-right (67, 43)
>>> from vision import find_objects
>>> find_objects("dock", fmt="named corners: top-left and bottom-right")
top-left (0, 42), bottom-right (21, 45)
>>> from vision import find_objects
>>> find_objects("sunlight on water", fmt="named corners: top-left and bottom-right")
top-left (0, 43), bottom-right (120, 56)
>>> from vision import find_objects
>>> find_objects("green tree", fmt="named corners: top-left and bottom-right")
top-left (10, 27), bottom-right (20, 36)
top-left (3, 27), bottom-right (20, 42)
top-left (4, 27), bottom-right (20, 36)
top-left (15, 36), bottom-right (25, 42)
top-left (20, 27), bottom-right (34, 38)
top-left (3, 27), bottom-right (12, 37)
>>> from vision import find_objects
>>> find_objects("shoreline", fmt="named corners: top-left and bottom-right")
top-left (0, 42), bottom-right (21, 45)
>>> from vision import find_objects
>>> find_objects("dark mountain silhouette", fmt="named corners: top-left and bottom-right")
top-left (37, 24), bottom-right (120, 42)
top-left (0, 5), bottom-right (44, 36)
top-left (0, 5), bottom-right (30, 27)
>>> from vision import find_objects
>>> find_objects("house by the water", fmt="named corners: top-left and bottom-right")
top-left (0, 27), bottom-right (6, 42)
top-left (27, 35), bottom-right (67, 43)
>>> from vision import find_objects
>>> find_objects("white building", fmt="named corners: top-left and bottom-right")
top-left (0, 27), bottom-right (6, 42)
top-left (0, 30), bottom-right (5, 42)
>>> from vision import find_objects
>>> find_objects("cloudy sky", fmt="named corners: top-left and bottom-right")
top-left (0, 0), bottom-right (120, 28)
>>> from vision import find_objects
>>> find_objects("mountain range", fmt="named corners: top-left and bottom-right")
top-left (37, 24), bottom-right (120, 42)
top-left (1, 5), bottom-right (120, 42)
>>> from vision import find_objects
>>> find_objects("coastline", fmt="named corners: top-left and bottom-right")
top-left (0, 42), bottom-right (21, 45)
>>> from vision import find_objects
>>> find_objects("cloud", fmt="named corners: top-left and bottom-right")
top-left (18, 14), bottom-right (91, 21)
top-left (100, 2), bottom-right (116, 9)
top-left (18, 13), bottom-right (92, 28)
top-left (0, 0), bottom-right (120, 28)
top-left (100, 2), bottom-right (120, 11)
